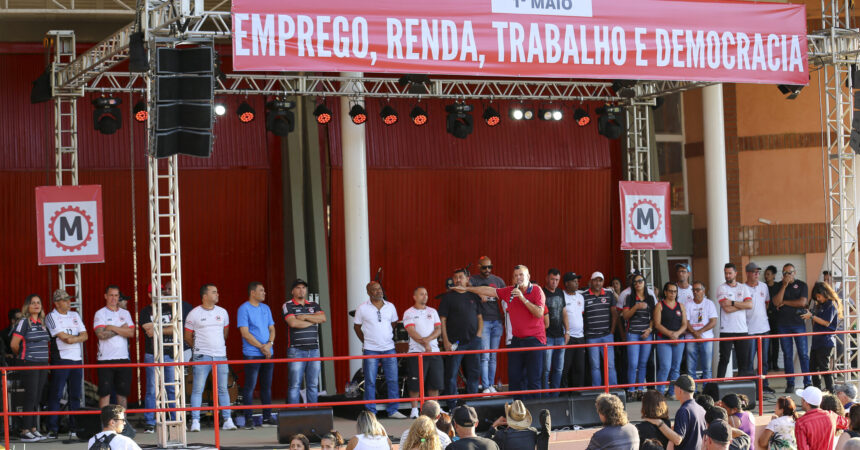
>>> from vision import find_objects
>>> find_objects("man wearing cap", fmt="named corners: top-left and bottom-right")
top-left (439, 268), bottom-right (483, 409)
top-left (455, 265), bottom-right (547, 399)
top-left (664, 375), bottom-right (707, 450)
top-left (284, 279), bottom-right (326, 408)
top-left (744, 262), bottom-right (774, 393)
top-left (94, 285), bottom-right (136, 409)
top-left (561, 272), bottom-right (587, 388)
top-left (470, 256), bottom-right (506, 393)
top-left (772, 263), bottom-right (812, 392)
top-left (703, 406), bottom-right (752, 450)
top-left (716, 263), bottom-right (754, 379)
top-left (448, 405), bottom-right (499, 450)
top-left (675, 264), bottom-right (694, 306)
top-left (87, 405), bottom-right (142, 450)
top-left (353, 281), bottom-right (406, 418)
top-left (139, 283), bottom-right (192, 433)
top-left (795, 385), bottom-right (849, 450)
top-left (702, 419), bottom-right (733, 450)
top-left (542, 269), bottom-right (565, 396)
top-left (582, 272), bottom-right (619, 387)
top-left (45, 289), bottom-right (88, 440)
top-left (237, 282), bottom-right (276, 429)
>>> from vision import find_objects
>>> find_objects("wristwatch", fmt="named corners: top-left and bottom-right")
top-left (731, 300), bottom-right (735, 308)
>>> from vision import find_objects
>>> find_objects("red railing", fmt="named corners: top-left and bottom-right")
top-left (1, 329), bottom-right (855, 448)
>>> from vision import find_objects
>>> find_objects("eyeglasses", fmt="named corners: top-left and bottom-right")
top-left (376, 310), bottom-right (382, 322)
top-left (693, 288), bottom-right (705, 292)
top-left (480, 265), bottom-right (493, 270)
top-left (783, 271), bottom-right (795, 275)
top-left (634, 279), bottom-right (645, 284)
top-left (666, 289), bottom-right (678, 294)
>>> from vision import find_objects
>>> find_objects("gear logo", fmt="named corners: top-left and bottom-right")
top-left (628, 198), bottom-right (662, 240)
top-left (48, 205), bottom-right (95, 252)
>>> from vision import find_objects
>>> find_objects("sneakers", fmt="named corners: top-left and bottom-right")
top-left (45, 431), bottom-right (59, 440)
top-left (32, 430), bottom-right (45, 440)
top-left (243, 422), bottom-right (255, 430)
top-left (482, 388), bottom-right (493, 394)
top-left (261, 418), bottom-right (277, 428)
top-left (785, 386), bottom-right (795, 394)
top-left (763, 386), bottom-right (775, 394)
top-left (409, 408), bottom-right (419, 419)
top-left (69, 431), bottom-right (78, 441)
top-left (488, 386), bottom-right (497, 393)
top-left (144, 425), bottom-right (155, 434)
top-left (389, 411), bottom-right (408, 419)
top-left (222, 418), bottom-right (238, 430)
top-left (190, 419), bottom-right (201, 432)
top-left (20, 430), bottom-right (41, 442)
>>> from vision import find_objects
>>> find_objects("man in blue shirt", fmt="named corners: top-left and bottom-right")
top-left (237, 282), bottom-right (276, 429)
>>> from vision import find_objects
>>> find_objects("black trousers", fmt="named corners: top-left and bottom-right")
top-left (562, 337), bottom-right (587, 388)
top-left (18, 360), bottom-right (48, 430)
top-left (717, 333), bottom-right (753, 378)
top-left (810, 346), bottom-right (834, 392)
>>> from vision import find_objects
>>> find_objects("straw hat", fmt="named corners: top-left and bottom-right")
top-left (505, 400), bottom-right (533, 430)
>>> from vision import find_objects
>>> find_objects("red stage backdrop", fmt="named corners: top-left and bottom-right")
top-left (232, 0), bottom-right (808, 84)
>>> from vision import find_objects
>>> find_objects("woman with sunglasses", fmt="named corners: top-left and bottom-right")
top-left (653, 283), bottom-right (687, 399)
top-left (620, 274), bottom-right (656, 401)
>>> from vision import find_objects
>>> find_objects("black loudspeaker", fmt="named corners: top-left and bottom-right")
top-left (570, 390), bottom-right (627, 428)
top-left (277, 408), bottom-right (334, 444)
top-left (523, 397), bottom-right (571, 430)
top-left (74, 408), bottom-right (102, 441)
top-left (465, 397), bottom-right (509, 433)
top-left (702, 381), bottom-right (758, 410)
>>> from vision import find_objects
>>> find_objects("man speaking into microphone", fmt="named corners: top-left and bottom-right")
top-left (454, 265), bottom-right (547, 398)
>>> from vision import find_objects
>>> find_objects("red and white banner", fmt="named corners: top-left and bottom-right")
top-left (35, 185), bottom-right (105, 265)
top-left (232, 0), bottom-right (808, 85)
top-left (620, 181), bottom-right (672, 250)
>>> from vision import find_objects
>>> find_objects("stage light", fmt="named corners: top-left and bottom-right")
top-left (445, 103), bottom-right (474, 139)
top-left (510, 107), bottom-right (524, 120)
top-left (134, 100), bottom-right (148, 122)
top-left (236, 101), bottom-right (255, 123)
top-left (380, 105), bottom-right (399, 125)
top-left (510, 105), bottom-right (534, 120)
top-left (265, 99), bottom-right (295, 136)
top-left (92, 97), bottom-right (122, 135)
top-left (777, 84), bottom-right (804, 99)
top-left (349, 104), bottom-right (367, 124)
top-left (214, 104), bottom-right (226, 116)
top-left (539, 106), bottom-right (563, 121)
top-left (482, 106), bottom-right (500, 126)
top-left (314, 103), bottom-right (333, 124)
top-left (410, 105), bottom-right (428, 126)
top-left (30, 68), bottom-right (52, 104)
top-left (596, 105), bottom-right (624, 140)
top-left (573, 107), bottom-right (590, 126)
top-left (612, 80), bottom-right (637, 98)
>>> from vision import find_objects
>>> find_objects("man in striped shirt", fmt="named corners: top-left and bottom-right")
top-left (795, 386), bottom-right (848, 450)
top-left (284, 279), bottom-right (326, 406)
top-left (582, 272), bottom-right (618, 387)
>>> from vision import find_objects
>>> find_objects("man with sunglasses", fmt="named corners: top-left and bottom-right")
top-left (771, 263), bottom-right (811, 392)
top-left (87, 405), bottom-right (141, 450)
top-left (353, 281), bottom-right (407, 418)
top-left (469, 256), bottom-right (506, 393)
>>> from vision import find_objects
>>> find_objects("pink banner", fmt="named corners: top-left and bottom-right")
top-left (232, 0), bottom-right (808, 85)
top-left (620, 181), bottom-right (672, 251)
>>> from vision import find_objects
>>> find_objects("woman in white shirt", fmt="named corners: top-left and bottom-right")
top-left (757, 396), bottom-right (797, 450)
top-left (346, 411), bottom-right (392, 450)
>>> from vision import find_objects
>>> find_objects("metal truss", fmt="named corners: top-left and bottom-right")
top-left (819, 0), bottom-right (860, 381)
top-left (635, 80), bottom-right (716, 100)
top-left (624, 105), bottom-right (655, 285)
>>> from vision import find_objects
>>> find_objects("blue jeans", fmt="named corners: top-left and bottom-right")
top-left (656, 337), bottom-right (684, 394)
top-left (47, 359), bottom-right (83, 432)
top-left (143, 353), bottom-right (175, 426)
top-left (480, 320), bottom-right (503, 388)
top-left (190, 355), bottom-right (232, 421)
top-left (445, 339), bottom-right (481, 408)
top-left (586, 335), bottom-right (617, 387)
top-left (243, 355), bottom-right (274, 421)
top-left (749, 333), bottom-right (770, 387)
top-left (779, 325), bottom-right (811, 387)
top-left (362, 349), bottom-right (400, 416)
top-left (685, 340), bottom-right (714, 381)
top-left (625, 333), bottom-right (652, 393)
top-left (508, 337), bottom-right (544, 399)
top-left (543, 337), bottom-right (566, 396)
top-left (288, 347), bottom-right (321, 405)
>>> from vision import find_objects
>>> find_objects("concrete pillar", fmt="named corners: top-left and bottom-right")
top-left (340, 73), bottom-right (371, 377)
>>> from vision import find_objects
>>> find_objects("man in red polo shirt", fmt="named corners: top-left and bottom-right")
top-left (455, 264), bottom-right (547, 398)
top-left (795, 386), bottom-right (848, 450)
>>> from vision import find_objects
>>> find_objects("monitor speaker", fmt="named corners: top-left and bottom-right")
top-left (277, 408), bottom-right (334, 444)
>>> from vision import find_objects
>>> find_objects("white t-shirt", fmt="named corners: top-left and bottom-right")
top-left (354, 300), bottom-right (398, 352)
top-left (87, 431), bottom-right (141, 450)
top-left (93, 307), bottom-right (135, 361)
top-left (563, 291), bottom-right (585, 338)
top-left (402, 306), bottom-right (441, 353)
top-left (184, 305), bottom-right (229, 357)
top-left (745, 281), bottom-right (771, 334)
top-left (716, 282), bottom-right (752, 333)
top-left (684, 298), bottom-right (719, 339)
top-left (676, 284), bottom-right (694, 306)
top-left (617, 286), bottom-right (657, 309)
top-left (45, 309), bottom-right (85, 361)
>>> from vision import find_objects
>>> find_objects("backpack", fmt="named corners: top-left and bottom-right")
top-left (89, 432), bottom-right (116, 450)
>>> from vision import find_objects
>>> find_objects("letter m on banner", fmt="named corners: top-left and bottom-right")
top-left (619, 181), bottom-right (672, 250)
top-left (35, 185), bottom-right (105, 265)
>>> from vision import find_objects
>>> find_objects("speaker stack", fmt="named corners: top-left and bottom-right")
top-left (277, 408), bottom-right (334, 444)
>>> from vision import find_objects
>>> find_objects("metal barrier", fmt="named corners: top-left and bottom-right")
top-left (1, 329), bottom-right (856, 448)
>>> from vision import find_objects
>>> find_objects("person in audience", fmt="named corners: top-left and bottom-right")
top-left (720, 394), bottom-right (754, 445)
top-left (636, 390), bottom-right (671, 448)
top-left (401, 416), bottom-right (442, 450)
top-left (701, 419), bottom-right (737, 450)
top-left (836, 405), bottom-right (860, 450)
top-left (347, 411), bottom-right (393, 450)
top-left (10, 294), bottom-right (49, 442)
top-left (621, 273), bottom-right (655, 401)
top-left (585, 393), bottom-right (639, 449)
top-left (744, 262), bottom-right (773, 393)
top-left (640, 439), bottom-right (664, 450)
top-left (703, 407), bottom-right (751, 450)
top-left (684, 281), bottom-right (717, 382)
top-left (321, 430), bottom-right (346, 450)
top-left (436, 412), bottom-right (455, 440)
top-left (758, 396), bottom-right (798, 450)
top-left (45, 289), bottom-right (87, 440)
top-left (696, 394), bottom-right (715, 412)
top-left (716, 263), bottom-right (753, 379)
top-left (795, 386), bottom-right (848, 450)
top-left (400, 401), bottom-right (452, 448)
top-left (470, 256), bottom-right (506, 394)
top-left (836, 384), bottom-right (858, 411)
top-left (448, 405), bottom-right (500, 450)
top-left (823, 393), bottom-right (847, 417)
top-left (842, 438), bottom-right (860, 450)
top-left (807, 281), bottom-right (842, 393)
top-left (487, 400), bottom-right (542, 449)
top-left (86, 405), bottom-right (141, 450)
top-left (668, 375), bottom-right (707, 450)
top-left (290, 434), bottom-right (311, 450)
top-left (654, 282), bottom-right (687, 398)
top-left (772, 263), bottom-right (811, 392)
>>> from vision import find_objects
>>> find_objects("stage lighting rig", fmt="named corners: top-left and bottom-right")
top-left (539, 106), bottom-right (563, 121)
top-left (349, 104), bottom-right (367, 124)
top-left (237, 101), bottom-right (256, 123)
top-left (510, 104), bottom-right (534, 120)
top-left (573, 107), bottom-right (590, 126)
top-left (265, 99), bottom-right (296, 136)
top-left (410, 105), bottom-right (428, 126)
top-left (445, 103), bottom-right (474, 139)
top-left (380, 105), bottom-right (399, 125)
top-left (596, 105), bottom-right (624, 140)
top-left (92, 97), bottom-right (122, 135)
top-left (314, 103), bottom-right (333, 124)
top-left (482, 106), bottom-right (500, 126)
top-left (214, 104), bottom-right (226, 116)
top-left (134, 100), bottom-right (148, 122)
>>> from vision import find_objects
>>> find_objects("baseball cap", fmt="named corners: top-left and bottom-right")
top-left (745, 262), bottom-right (762, 272)
top-left (563, 272), bottom-right (581, 282)
top-left (705, 419), bottom-right (730, 444)
top-left (674, 263), bottom-right (689, 271)
top-left (452, 405), bottom-right (478, 427)
top-left (590, 271), bottom-right (605, 280)
top-left (797, 386), bottom-right (823, 406)
top-left (674, 374), bottom-right (695, 393)
top-left (291, 278), bottom-right (308, 289)
top-left (52, 289), bottom-right (75, 302)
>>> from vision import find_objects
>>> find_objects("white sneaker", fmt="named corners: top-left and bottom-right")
top-left (69, 431), bottom-right (78, 441)
top-left (482, 388), bottom-right (493, 394)
top-left (409, 408), bottom-right (419, 419)
top-left (389, 411), bottom-right (408, 419)
top-left (222, 418), bottom-right (237, 430)
top-left (190, 420), bottom-right (201, 432)
top-left (489, 386), bottom-right (497, 393)
top-left (20, 431), bottom-right (40, 442)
